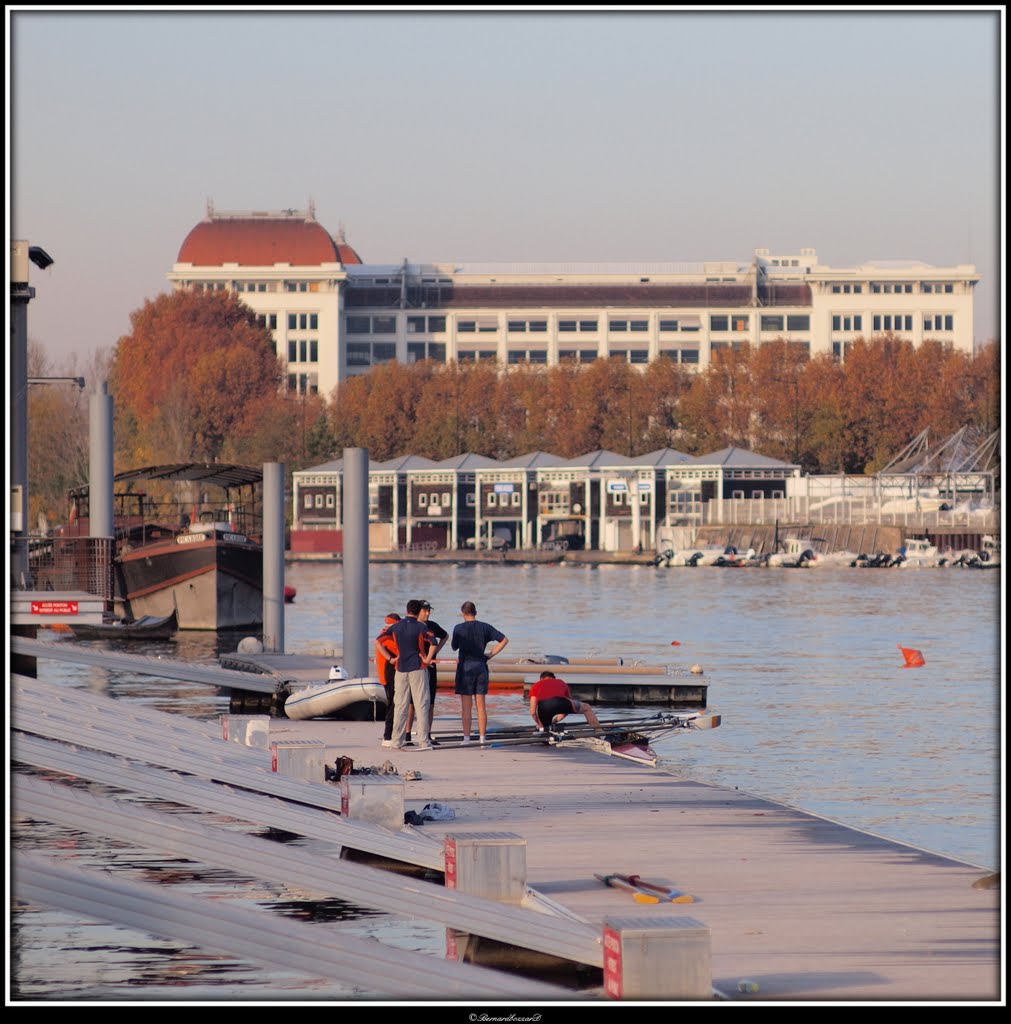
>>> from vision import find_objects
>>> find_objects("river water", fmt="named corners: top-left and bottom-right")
top-left (10, 560), bottom-right (1003, 1001)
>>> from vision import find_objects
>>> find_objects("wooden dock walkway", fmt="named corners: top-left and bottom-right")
top-left (10, 643), bottom-right (1002, 1004)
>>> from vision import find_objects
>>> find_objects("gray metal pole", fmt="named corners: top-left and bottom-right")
top-left (342, 448), bottom-right (369, 678)
top-left (262, 462), bottom-right (286, 653)
top-left (89, 382), bottom-right (114, 539)
top-left (11, 242), bottom-right (33, 586)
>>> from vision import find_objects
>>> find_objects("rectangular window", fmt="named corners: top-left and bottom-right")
top-left (299, 340), bottom-right (308, 362)
top-left (786, 315), bottom-right (810, 331)
top-left (347, 342), bottom-right (371, 366)
top-left (507, 350), bottom-right (526, 364)
top-left (372, 316), bottom-right (396, 334)
top-left (580, 349), bottom-right (598, 362)
top-left (579, 319), bottom-right (598, 332)
top-left (681, 349), bottom-right (699, 364)
top-left (761, 315), bottom-right (784, 331)
top-left (558, 320), bottom-right (577, 332)
top-left (659, 319), bottom-right (679, 332)
top-left (508, 320), bottom-right (527, 333)
top-left (309, 340), bottom-right (318, 362)
top-left (326, 494), bottom-right (335, 508)
top-left (731, 315), bottom-right (749, 332)
top-left (629, 349), bottom-right (649, 364)
top-left (347, 316), bottom-right (371, 334)
top-left (511, 492), bottom-right (521, 507)
top-left (466, 493), bottom-right (476, 507)
top-left (309, 313), bottom-right (318, 330)
top-left (373, 343), bottom-right (396, 362)
top-left (408, 316), bottom-right (426, 333)
top-left (528, 349), bottom-right (548, 364)
top-left (487, 493), bottom-right (497, 508)
top-left (457, 320), bottom-right (476, 332)
top-left (288, 341), bottom-right (297, 362)
top-left (303, 493), bottom-right (313, 509)
top-left (288, 313), bottom-right (297, 330)
top-left (429, 316), bottom-right (446, 332)
top-left (419, 493), bottom-right (428, 507)
top-left (609, 319), bottom-right (629, 332)
top-left (710, 315), bottom-right (728, 331)
top-left (314, 494), bottom-right (324, 509)
top-left (629, 319), bottom-right (648, 332)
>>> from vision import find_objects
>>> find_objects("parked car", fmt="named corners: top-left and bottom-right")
top-left (464, 528), bottom-right (511, 550)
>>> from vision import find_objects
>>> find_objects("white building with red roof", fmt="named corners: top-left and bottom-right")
top-left (168, 205), bottom-right (980, 398)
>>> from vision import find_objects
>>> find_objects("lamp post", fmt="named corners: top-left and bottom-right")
top-left (11, 243), bottom-right (55, 587)
top-left (775, 376), bottom-right (800, 466)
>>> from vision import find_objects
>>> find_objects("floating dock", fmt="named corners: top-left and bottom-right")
top-left (11, 638), bottom-right (999, 1003)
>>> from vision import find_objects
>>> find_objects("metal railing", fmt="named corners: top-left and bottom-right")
top-left (18, 536), bottom-right (115, 598)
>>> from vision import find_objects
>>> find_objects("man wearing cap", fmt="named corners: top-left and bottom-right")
top-left (379, 600), bottom-right (437, 751)
top-left (376, 613), bottom-right (400, 748)
top-left (410, 601), bottom-right (448, 745)
top-left (451, 601), bottom-right (509, 744)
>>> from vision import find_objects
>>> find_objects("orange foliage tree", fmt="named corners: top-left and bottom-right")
top-left (109, 290), bottom-right (283, 465)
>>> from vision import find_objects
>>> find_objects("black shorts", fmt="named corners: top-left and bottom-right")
top-left (455, 660), bottom-right (489, 696)
top-left (537, 696), bottom-right (575, 727)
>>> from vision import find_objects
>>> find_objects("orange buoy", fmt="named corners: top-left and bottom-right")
top-left (898, 645), bottom-right (926, 668)
top-left (670, 640), bottom-right (681, 646)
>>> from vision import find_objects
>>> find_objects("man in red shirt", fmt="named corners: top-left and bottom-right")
top-left (529, 671), bottom-right (602, 733)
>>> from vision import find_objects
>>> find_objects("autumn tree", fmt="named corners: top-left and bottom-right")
top-left (26, 342), bottom-right (112, 529)
top-left (109, 290), bottom-right (284, 466)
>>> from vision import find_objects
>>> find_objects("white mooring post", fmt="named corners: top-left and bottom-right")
top-left (443, 832), bottom-right (527, 961)
top-left (219, 714), bottom-right (271, 750)
top-left (339, 775), bottom-right (405, 831)
top-left (602, 914), bottom-right (712, 1000)
top-left (270, 739), bottom-right (326, 782)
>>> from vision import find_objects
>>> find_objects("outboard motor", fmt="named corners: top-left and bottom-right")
top-left (687, 551), bottom-right (705, 567)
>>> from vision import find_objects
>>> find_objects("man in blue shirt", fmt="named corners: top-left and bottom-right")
top-left (451, 601), bottom-right (509, 744)
top-left (381, 600), bottom-right (437, 750)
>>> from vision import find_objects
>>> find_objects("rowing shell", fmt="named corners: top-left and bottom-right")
top-left (431, 711), bottom-right (720, 765)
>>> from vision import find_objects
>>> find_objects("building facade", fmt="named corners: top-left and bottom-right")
top-left (168, 208), bottom-right (980, 397)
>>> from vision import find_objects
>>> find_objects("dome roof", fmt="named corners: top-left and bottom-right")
top-left (177, 210), bottom-right (353, 267)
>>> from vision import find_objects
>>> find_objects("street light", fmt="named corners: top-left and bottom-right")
top-left (775, 376), bottom-right (800, 465)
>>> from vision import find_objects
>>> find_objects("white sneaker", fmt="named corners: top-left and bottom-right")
top-left (414, 743), bottom-right (433, 752)
top-left (461, 737), bottom-right (471, 746)
top-left (479, 735), bottom-right (487, 745)
top-left (381, 739), bottom-right (394, 748)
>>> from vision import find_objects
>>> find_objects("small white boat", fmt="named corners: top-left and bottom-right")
top-left (654, 544), bottom-right (736, 567)
top-left (895, 537), bottom-right (943, 568)
top-left (284, 671), bottom-right (387, 721)
top-left (766, 538), bottom-right (820, 568)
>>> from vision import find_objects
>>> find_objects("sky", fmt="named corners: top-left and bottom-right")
top-left (7, 7), bottom-right (1004, 369)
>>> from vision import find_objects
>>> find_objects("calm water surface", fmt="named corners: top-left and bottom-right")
top-left (12, 561), bottom-right (1003, 1000)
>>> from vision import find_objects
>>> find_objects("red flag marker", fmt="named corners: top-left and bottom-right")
top-left (670, 641), bottom-right (681, 646)
top-left (898, 645), bottom-right (925, 668)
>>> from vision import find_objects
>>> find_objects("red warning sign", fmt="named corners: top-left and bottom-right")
top-left (30, 601), bottom-right (79, 615)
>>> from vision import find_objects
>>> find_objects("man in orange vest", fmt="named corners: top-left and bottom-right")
top-left (377, 613), bottom-right (400, 747)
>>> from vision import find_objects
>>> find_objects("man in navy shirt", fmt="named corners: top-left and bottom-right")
top-left (451, 601), bottom-right (508, 744)
top-left (381, 600), bottom-right (437, 750)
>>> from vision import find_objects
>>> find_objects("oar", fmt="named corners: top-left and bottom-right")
top-left (593, 873), bottom-right (660, 903)
top-left (622, 874), bottom-right (696, 904)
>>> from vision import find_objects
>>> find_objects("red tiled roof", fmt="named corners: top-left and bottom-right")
top-left (335, 240), bottom-right (363, 265)
top-left (177, 217), bottom-right (344, 267)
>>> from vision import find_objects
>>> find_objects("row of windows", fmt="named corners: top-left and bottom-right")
top-left (347, 341), bottom-right (396, 366)
top-left (830, 313), bottom-right (954, 333)
top-left (486, 491), bottom-right (522, 507)
top-left (829, 282), bottom-right (955, 295)
top-left (288, 339), bottom-right (318, 363)
top-left (303, 492), bottom-right (337, 509)
top-left (287, 372), bottom-right (318, 395)
top-left (345, 313), bottom-right (812, 335)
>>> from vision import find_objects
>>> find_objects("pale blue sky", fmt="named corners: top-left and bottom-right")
top-left (8, 8), bottom-right (1003, 365)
